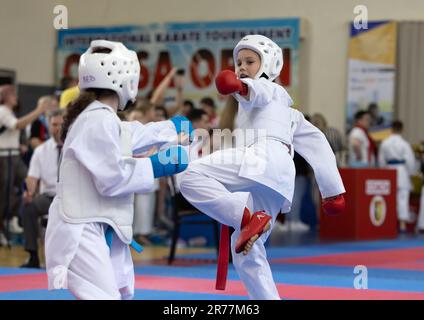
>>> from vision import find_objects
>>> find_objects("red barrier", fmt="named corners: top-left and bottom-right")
top-left (320, 168), bottom-right (398, 240)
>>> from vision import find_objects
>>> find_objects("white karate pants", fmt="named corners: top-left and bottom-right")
top-left (66, 223), bottom-right (134, 300)
top-left (180, 148), bottom-right (284, 300)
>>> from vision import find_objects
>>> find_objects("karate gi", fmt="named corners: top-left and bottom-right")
top-left (179, 78), bottom-right (345, 299)
top-left (379, 134), bottom-right (416, 221)
top-left (45, 101), bottom-right (177, 299)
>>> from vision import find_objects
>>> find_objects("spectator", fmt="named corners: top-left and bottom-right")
top-left (21, 109), bottom-right (64, 267)
top-left (186, 108), bottom-right (210, 158)
top-left (200, 97), bottom-right (219, 129)
top-left (55, 76), bottom-right (78, 102)
top-left (0, 85), bottom-right (48, 246)
top-left (154, 105), bottom-right (169, 122)
top-left (29, 95), bottom-right (59, 150)
top-left (348, 110), bottom-right (377, 167)
top-left (416, 142), bottom-right (424, 233)
top-left (129, 100), bottom-right (159, 245)
top-left (149, 67), bottom-right (186, 117)
top-left (59, 86), bottom-right (80, 109)
top-left (59, 76), bottom-right (78, 91)
top-left (285, 152), bottom-right (312, 231)
top-left (311, 113), bottom-right (345, 165)
top-left (173, 109), bottom-right (211, 213)
top-left (368, 102), bottom-right (384, 127)
top-left (181, 100), bottom-right (195, 116)
top-left (187, 108), bottom-right (209, 130)
top-left (151, 104), bottom-right (174, 231)
top-left (379, 121), bottom-right (416, 232)
top-left (127, 99), bottom-right (156, 124)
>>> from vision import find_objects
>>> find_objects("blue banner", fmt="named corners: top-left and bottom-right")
top-left (57, 18), bottom-right (300, 108)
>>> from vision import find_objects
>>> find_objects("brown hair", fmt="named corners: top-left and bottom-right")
top-left (61, 88), bottom-right (116, 142)
top-left (47, 108), bottom-right (65, 122)
top-left (0, 85), bottom-right (16, 105)
top-left (392, 120), bottom-right (403, 133)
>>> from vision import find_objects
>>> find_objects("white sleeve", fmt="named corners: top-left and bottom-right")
top-left (350, 128), bottom-right (362, 140)
top-left (28, 148), bottom-right (42, 179)
top-left (70, 115), bottom-right (155, 197)
top-left (123, 120), bottom-right (178, 154)
top-left (0, 108), bottom-right (18, 129)
top-left (234, 78), bottom-right (275, 112)
top-left (350, 128), bottom-right (367, 147)
top-left (292, 110), bottom-right (345, 198)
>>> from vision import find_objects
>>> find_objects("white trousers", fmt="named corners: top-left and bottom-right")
top-left (180, 148), bottom-right (284, 300)
top-left (67, 223), bottom-right (134, 300)
top-left (288, 175), bottom-right (308, 223)
top-left (133, 192), bottom-right (156, 235)
top-left (417, 186), bottom-right (424, 230)
top-left (397, 189), bottom-right (411, 222)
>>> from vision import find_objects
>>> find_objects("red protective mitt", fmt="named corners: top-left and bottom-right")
top-left (322, 194), bottom-right (345, 216)
top-left (215, 70), bottom-right (248, 96)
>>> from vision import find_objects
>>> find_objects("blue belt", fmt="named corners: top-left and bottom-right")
top-left (105, 226), bottom-right (144, 253)
top-left (387, 159), bottom-right (406, 165)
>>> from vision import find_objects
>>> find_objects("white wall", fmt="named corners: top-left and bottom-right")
top-left (1, 0), bottom-right (424, 132)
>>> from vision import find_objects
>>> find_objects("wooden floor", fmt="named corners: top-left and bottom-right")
top-left (0, 244), bottom-right (215, 268)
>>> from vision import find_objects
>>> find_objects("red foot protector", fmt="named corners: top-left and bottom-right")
top-left (215, 208), bottom-right (251, 290)
top-left (240, 207), bottom-right (251, 230)
top-left (235, 210), bottom-right (271, 254)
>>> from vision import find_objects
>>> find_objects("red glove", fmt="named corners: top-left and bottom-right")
top-left (322, 194), bottom-right (345, 216)
top-left (215, 70), bottom-right (248, 96)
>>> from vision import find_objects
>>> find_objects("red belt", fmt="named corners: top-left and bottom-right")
top-left (216, 224), bottom-right (230, 290)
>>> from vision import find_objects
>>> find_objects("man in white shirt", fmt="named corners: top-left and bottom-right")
top-left (21, 109), bottom-right (64, 268)
top-left (348, 110), bottom-right (377, 167)
top-left (379, 120), bottom-right (416, 231)
top-left (0, 85), bottom-right (48, 246)
top-left (174, 108), bottom-right (211, 209)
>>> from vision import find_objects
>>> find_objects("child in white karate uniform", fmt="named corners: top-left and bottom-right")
top-left (45, 40), bottom-right (192, 300)
top-left (179, 35), bottom-right (346, 300)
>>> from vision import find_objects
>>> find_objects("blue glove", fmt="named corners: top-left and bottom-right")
top-left (150, 145), bottom-right (189, 178)
top-left (170, 115), bottom-right (194, 142)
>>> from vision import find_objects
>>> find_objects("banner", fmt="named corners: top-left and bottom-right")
top-left (346, 21), bottom-right (397, 141)
top-left (56, 18), bottom-right (300, 109)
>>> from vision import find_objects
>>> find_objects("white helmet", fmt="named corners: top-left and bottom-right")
top-left (233, 35), bottom-right (283, 81)
top-left (78, 40), bottom-right (140, 110)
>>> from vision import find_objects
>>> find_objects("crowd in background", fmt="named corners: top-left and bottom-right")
top-left (1, 67), bottom-right (424, 268)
